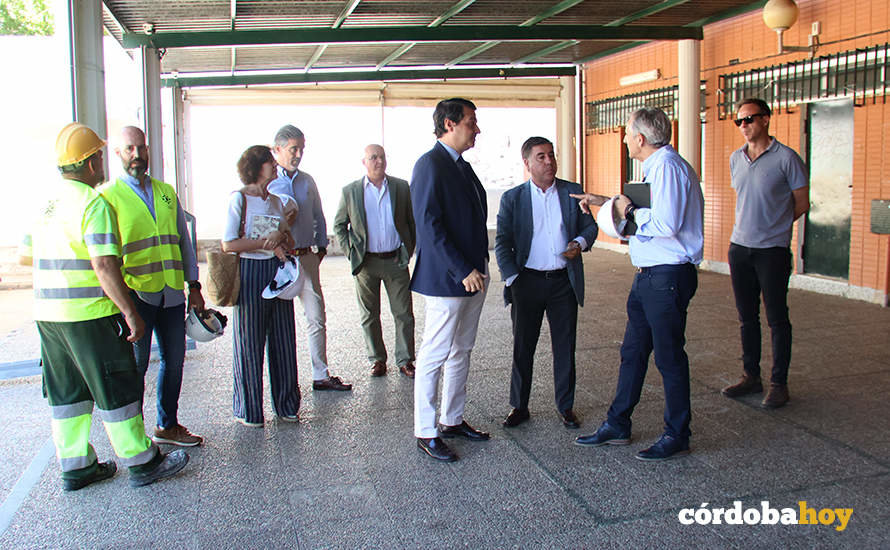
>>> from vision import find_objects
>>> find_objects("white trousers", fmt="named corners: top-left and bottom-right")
top-left (413, 279), bottom-right (488, 438)
top-left (296, 253), bottom-right (329, 381)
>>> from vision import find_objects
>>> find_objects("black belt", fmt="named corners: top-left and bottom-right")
top-left (523, 268), bottom-right (568, 279)
top-left (366, 250), bottom-right (398, 259)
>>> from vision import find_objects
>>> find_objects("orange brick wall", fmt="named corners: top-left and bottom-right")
top-left (582, 0), bottom-right (890, 296)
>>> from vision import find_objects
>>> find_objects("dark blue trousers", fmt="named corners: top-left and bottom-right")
top-left (606, 263), bottom-right (697, 441)
top-left (133, 297), bottom-right (186, 430)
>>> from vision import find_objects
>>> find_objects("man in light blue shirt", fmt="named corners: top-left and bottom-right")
top-left (268, 124), bottom-right (352, 392)
top-left (573, 107), bottom-right (704, 461)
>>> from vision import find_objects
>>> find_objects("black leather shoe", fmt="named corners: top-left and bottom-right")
top-left (129, 450), bottom-right (189, 487)
top-left (502, 408), bottom-right (530, 428)
top-left (417, 437), bottom-right (458, 462)
top-left (62, 461), bottom-right (117, 491)
top-left (635, 434), bottom-right (690, 461)
top-left (574, 421), bottom-right (631, 447)
top-left (438, 420), bottom-right (490, 441)
top-left (560, 409), bottom-right (580, 429)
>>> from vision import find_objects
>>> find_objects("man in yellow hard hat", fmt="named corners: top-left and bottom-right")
top-left (19, 122), bottom-right (189, 490)
top-left (101, 126), bottom-right (205, 447)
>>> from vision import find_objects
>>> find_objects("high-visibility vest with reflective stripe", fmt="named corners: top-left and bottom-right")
top-left (31, 180), bottom-right (120, 322)
top-left (100, 177), bottom-right (184, 293)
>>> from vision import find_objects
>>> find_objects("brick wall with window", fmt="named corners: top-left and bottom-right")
top-left (582, 0), bottom-right (890, 299)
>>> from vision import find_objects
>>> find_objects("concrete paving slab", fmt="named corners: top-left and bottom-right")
top-left (597, 516), bottom-right (740, 548)
top-left (2, 249), bottom-right (889, 548)
top-left (0, 382), bottom-right (49, 504)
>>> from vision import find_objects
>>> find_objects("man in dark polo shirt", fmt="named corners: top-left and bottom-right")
top-left (721, 98), bottom-right (809, 409)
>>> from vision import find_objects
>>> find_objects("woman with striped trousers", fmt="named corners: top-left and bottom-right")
top-left (222, 145), bottom-right (301, 426)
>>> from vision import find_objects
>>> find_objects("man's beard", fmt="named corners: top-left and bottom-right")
top-left (126, 160), bottom-right (147, 177)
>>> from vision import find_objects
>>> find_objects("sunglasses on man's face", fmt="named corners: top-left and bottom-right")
top-left (733, 113), bottom-right (767, 127)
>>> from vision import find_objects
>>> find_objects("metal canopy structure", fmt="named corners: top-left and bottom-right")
top-left (101, 0), bottom-right (764, 87)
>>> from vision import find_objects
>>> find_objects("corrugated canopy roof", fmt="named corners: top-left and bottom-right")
top-left (102, 0), bottom-right (764, 86)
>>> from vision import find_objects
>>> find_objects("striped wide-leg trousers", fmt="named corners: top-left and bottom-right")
top-left (232, 256), bottom-right (301, 423)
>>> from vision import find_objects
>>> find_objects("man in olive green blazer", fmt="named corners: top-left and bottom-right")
top-left (334, 144), bottom-right (417, 378)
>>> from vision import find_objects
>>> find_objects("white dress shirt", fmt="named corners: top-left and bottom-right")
top-left (363, 176), bottom-right (402, 253)
top-left (525, 182), bottom-right (569, 271)
top-left (505, 180), bottom-right (587, 286)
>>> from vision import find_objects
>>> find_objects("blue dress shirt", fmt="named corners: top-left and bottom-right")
top-left (267, 165), bottom-right (329, 249)
top-left (628, 145), bottom-right (704, 268)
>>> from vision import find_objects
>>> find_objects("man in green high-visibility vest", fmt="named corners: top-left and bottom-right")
top-left (102, 126), bottom-right (205, 447)
top-left (19, 122), bottom-right (189, 491)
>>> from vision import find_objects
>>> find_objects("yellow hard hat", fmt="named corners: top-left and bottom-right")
top-left (55, 122), bottom-right (106, 167)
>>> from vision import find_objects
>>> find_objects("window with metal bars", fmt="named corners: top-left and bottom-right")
top-left (586, 86), bottom-right (679, 133)
top-left (718, 42), bottom-right (889, 117)
top-left (586, 85), bottom-right (705, 182)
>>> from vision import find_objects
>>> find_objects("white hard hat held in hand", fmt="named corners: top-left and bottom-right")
top-left (186, 308), bottom-right (227, 342)
top-left (596, 197), bottom-right (628, 241)
top-left (262, 256), bottom-right (305, 300)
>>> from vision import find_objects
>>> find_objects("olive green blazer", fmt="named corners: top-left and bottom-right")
top-left (333, 175), bottom-right (416, 275)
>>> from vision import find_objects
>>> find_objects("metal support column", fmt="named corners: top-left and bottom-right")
top-left (576, 70), bottom-right (585, 187)
top-left (67, 0), bottom-right (108, 144)
top-left (557, 74), bottom-right (577, 181)
top-left (172, 84), bottom-right (189, 209)
top-left (678, 39), bottom-right (701, 178)
top-left (142, 46), bottom-right (164, 182)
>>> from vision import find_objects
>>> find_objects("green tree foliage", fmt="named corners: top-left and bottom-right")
top-left (0, 0), bottom-right (54, 36)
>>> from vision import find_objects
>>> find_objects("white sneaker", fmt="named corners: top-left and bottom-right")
top-left (235, 417), bottom-right (263, 428)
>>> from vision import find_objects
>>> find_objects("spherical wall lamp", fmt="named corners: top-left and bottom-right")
top-left (762, 0), bottom-right (819, 56)
top-left (763, 0), bottom-right (799, 31)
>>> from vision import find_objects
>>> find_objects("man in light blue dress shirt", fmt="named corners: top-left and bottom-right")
top-left (573, 107), bottom-right (704, 461)
top-left (269, 124), bottom-right (352, 392)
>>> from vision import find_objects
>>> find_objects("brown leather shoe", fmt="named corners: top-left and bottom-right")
top-left (313, 376), bottom-right (353, 391)
top-left (722, 373), bottom-right (763, 398)
top-left (399, 362), bottom-right (416, 378)
top-left (761, 383), bottom-right (789, 409)
top-left (370, 361), bottom-right (387, 377)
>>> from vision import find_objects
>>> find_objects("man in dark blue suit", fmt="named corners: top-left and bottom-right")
top-left (496, 137), bottom-right (598, 431)
top-left (411, 98), bottom-right (491, 463)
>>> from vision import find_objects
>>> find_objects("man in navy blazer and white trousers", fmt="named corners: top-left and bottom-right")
top-left (496, 137), bottom-right (598, 431)
top-left (411, 98), bottom-right (491, 463)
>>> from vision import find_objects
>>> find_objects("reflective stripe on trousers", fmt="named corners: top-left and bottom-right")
top-left (49, 399), bottom-right (157, 469)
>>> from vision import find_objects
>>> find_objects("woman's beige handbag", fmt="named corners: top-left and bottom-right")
top-left (205, 191), bottom-right (245, 307)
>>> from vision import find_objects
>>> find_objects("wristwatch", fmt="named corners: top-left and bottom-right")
top-left (188, 281), bottom-right (202, 291)
top-left (624, 203), bottom-right (637, 222)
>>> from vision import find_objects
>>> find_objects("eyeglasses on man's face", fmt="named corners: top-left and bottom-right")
top-left (733, 113), bottom-right (768, 127)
